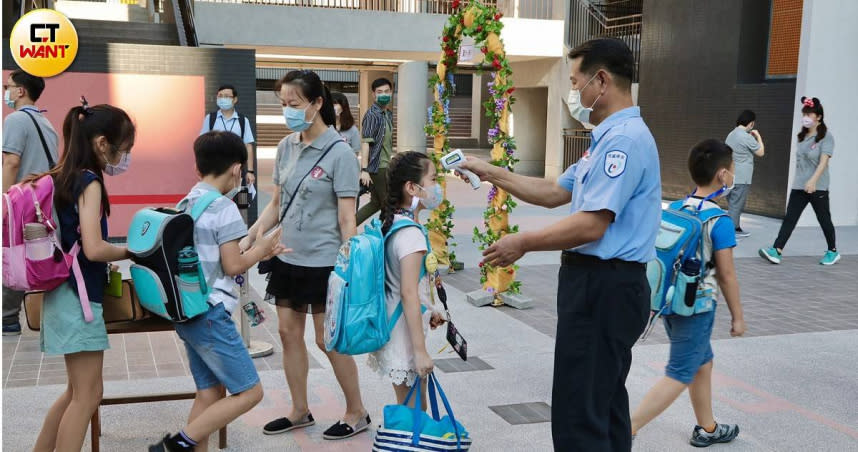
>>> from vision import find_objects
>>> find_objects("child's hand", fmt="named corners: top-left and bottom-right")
top-left (730, 318), bottom-right (746, 337)
top-left (255, 227), bottom-right (290, 260)
top-left (239, 235), bottom-right (253, 254)
top-left (429, 312), bottom-right (446, 330)
top-left (415, 351), bottom-right (434, 377)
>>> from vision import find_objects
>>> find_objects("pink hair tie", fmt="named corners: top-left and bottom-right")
top-left (802, 98), bottom-right (814, 108)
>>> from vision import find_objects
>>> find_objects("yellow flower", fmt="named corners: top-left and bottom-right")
top-left (437, 62), bottom-right (446, 80)
top-left (486, 32), bottom-right (504, 56)
top-left (463, 6), bottom-right (479, 27)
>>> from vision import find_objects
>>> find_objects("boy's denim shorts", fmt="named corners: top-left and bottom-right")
top-left (174, 303), bottom-right (259, 394)
top-left (663, 305), bottom-right (716, 384)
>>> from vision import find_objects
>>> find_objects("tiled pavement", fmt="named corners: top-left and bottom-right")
top-left (443, 256), bottom-right (858, 343)
top-left (2, 288), bottom-right (322, 389)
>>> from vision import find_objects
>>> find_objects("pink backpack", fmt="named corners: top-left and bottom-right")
top-left (2, 175), bottom-right (93, 322)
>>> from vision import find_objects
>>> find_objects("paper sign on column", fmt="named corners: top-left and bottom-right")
top-left (459, 44), bottom-right (475, 62)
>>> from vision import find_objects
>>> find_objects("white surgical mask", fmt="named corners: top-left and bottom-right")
top-left (225, 168), bottom-right (242, 199)
top-left (801, 116), bottom-right (815, 128)
top-left (415, 183), bottom-right (443, 210)
top-left (565, 73), bottom-right (602, 126)
top-left (104, 152), bottom-right (131, 176)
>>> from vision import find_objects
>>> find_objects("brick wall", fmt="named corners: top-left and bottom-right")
top-left (2, 41), bottom-right (259, 222)
top-left (639, 0), bottom-right (796, 218)
top-left (767, 0), bottom-right (803, 77)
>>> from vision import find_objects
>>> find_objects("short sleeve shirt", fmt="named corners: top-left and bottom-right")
top-left (725, 127), bottom-right (760, 185)
top-left (557, 107), bottom-right (661, 263)
top-left (793, 132), bottom-right (834, 190)
top-left (339, 125), bottom-right (362, 154)
top-left (2, 107), bottom-right (59, 182)
top-left (272, 126), bottom-right (360, 267)
top-left (182, 182), bottom-right (248, 314)
top-left (200, 110), bottom-right (255, 144)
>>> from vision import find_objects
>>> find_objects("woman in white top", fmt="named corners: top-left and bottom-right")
top-left (331, 92), bottom-right (361, 156)
top-left (367, 151), bottom-right (446, 407)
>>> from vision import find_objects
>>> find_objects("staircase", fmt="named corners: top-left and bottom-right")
top-left (70, 19), bottom-right (180, 46)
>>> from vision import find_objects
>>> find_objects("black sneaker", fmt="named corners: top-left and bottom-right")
top-left (148, 434), bottom-right (194, 452)
top-left (735, 228), bottom-right (751, 238)
top-left (323, 414), bottom-right (371, 440)
top-left (263, 413), bottom-right (315, 435)
top-left (690, 423), bottom-right (739, 447)
top-left (2, 319), bottom-right (21, 336)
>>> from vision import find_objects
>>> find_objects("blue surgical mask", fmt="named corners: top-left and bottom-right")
top-left (283, 105), bottom-right (318, 132)
top-left (4, 90), bottom-right (16, 109)
top-left (216, 98), bottom-right (233, 111)
top-left (415, 183), bottom-right (443, 210)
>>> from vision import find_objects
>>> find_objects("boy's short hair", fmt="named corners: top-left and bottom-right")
top-left (194, 131), bottom-right (248, 177)
top-left (736, 110), bottom-right (755, 127)
top-left (688, 139), bottom-right (733, 186)
top-left (371, 77), bottom-right (393, 92)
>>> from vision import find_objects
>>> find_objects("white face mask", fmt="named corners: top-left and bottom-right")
top-left (104, 152), bottom-right (131, 176)
top-left (225, 166), bottom-right (242, 199)
top-left (334, 105), bottom-right (342, 117)
top-left (4, 89), bottom-right (16, 109)
top-left (801, 116), bottom-right (815, 128)
top-left (566, 72), bottom-right (602, 126)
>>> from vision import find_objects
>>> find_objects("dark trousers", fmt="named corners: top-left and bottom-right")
top-left (774, 189), bottom-right (836, 251)
top-left (356, 167), bottom-right (389, 225)
top-left (553, 253), bottom-right (649, 452)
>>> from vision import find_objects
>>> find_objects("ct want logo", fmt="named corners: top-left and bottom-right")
top-left (10, 9), bottom-right (78, 77)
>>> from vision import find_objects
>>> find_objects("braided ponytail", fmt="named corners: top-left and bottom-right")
top-left (380, 151), bottom-right (432, 235)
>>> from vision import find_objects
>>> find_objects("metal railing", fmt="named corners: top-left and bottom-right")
top-left (196, 0), bottom-right (497, 14)
top-left (567, 0), bottom-right (642, 82)
top-left (497, 0), bottom-right (556, 20)
top-left (562, 128), bottom-right (591, 168)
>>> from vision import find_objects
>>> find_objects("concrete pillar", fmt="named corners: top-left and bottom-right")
top-left (358, 69), bottom-right (393, 129)
top-left (395, 61), bottom-right (429, 153)
top-left (790, 0), bottom-right (858, 226)
top-left (510, 88), bottom-right (548, 177)
top-left (545, 58), bottom-right (574, 179)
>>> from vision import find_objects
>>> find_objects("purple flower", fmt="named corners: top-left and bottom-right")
top-left (488, 127), bottom-right (499, 139)
top-left (487, 81), bottom-right (495, 88)
top-left (487, 185), bottom-right (498, 202)
top-left (506, 149), bottom-right (514, 156)
top-left (487, 287), bottom-right (496, 294)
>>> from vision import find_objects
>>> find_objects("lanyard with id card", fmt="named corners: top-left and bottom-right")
top-left (430, 268), bottom-right (468, 361)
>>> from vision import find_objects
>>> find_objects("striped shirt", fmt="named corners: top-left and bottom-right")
top-left (181, 182), bottom-right (248, 313)
top-left (361, 103), bottom-right (394, 173)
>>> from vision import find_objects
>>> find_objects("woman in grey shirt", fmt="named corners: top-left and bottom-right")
top-left (760, 97), bottom-right (839, 266)
top-left (331, 92), bottom-right (361, 156)
top-left (243, 71), bottom-right (370, 440)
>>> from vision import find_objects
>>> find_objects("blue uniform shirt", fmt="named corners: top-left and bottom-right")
top-left (557, 106), bottom-right (661, 263)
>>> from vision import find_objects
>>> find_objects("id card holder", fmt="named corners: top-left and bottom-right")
top-left (446, 321), bottom-right (468, 361)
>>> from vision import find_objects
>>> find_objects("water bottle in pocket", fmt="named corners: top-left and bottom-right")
top-left (671, 257), bottom-right (701, 316)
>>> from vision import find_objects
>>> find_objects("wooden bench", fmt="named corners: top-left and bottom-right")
top-left (90, 317), bottom-right (227, 452)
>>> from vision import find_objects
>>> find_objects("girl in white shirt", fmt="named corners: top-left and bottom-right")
top-left (368, 151), bottom-right (446, 407)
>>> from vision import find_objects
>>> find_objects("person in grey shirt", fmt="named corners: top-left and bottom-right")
top-left (243, 71), bottom-right (370, 440)
top-left (724, 110), bottom-right (764, 237)
top-left (331, 92), bottom-right (361, 156)
top-left (2, 69), bottom-right (59, 336)
top-left (760, 97), bottom-right (839, 266)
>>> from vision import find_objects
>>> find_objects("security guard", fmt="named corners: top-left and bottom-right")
top-left (458, 38), bottom-right (661, 451)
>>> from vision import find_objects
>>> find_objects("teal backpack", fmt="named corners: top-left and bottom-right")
top-left (324, 217), bottom-right (430, 355)
top-left (641, 198), bottom-right (725, 340)
top-left (128, 191), bottom-right (222, 322)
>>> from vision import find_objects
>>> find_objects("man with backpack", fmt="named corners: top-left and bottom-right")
top-left (2, 69), bottom-right (59, 336)
top-left (199, 84), bottom-right (256, 186)
top-left (631, 139), bottom-right (746, 447)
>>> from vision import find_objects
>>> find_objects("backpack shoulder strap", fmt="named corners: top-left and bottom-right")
top-left (20, 109), bottom-right (56, 168)
top-left (189, 190), bottom-right (223, 221)
top-left (238, 112), bottom-right (246, 140)
top-left (208, 111), bottom-right (217, 132)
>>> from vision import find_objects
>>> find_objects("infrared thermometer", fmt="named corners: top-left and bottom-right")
top-left (441, 149), bottom-right (481, 190)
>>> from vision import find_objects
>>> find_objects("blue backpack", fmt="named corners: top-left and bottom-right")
top-left (324, 217), bottom-right (430, 355)
top-left (643, 199), bottom-right (725, 336)
top-left (127, 191), bottom-right (222, 322)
